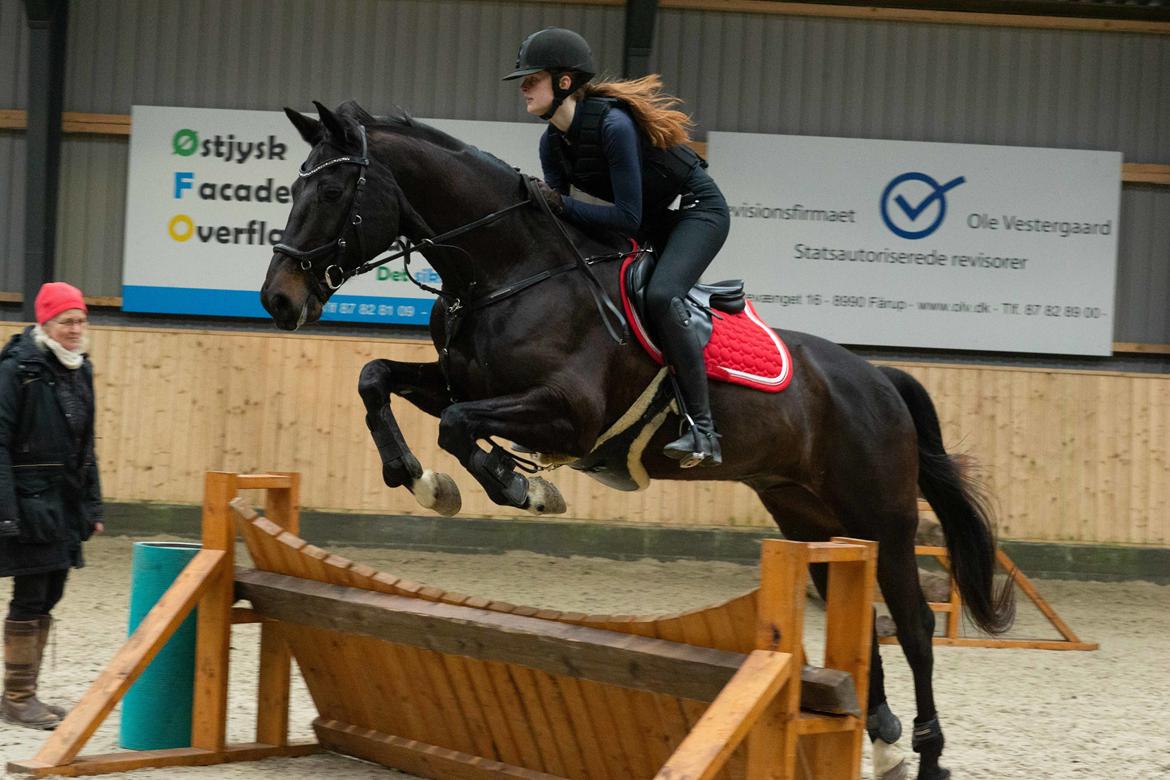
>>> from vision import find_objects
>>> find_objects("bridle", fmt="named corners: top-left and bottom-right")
top-left (273, 125), bottom-right (627, 346)
top-left (273, 126), bottom-right (372, 295)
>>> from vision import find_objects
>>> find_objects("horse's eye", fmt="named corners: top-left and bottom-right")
top-left (321, 185), bottom-right (343, 202)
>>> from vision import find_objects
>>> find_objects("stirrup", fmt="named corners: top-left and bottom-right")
top-left (663, 424), bottom-right (722, 469)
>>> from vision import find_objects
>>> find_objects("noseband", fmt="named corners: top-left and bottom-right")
top-left (273, 126), bottom-right (371, 293)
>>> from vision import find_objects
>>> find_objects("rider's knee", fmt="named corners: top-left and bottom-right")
top-left (644, 286), bottom-right (679, 324)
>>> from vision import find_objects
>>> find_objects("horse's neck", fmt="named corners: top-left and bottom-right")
top-left (379, 134), bottom-right (512, 234)
top-left (379, 133), bottom-right (568, 289)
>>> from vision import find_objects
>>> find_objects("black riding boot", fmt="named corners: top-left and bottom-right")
top-left (658, 298), bottom-right (721, 468)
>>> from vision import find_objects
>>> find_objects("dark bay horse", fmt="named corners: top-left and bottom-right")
top-left (261, 101), bottom-right (1014, 780)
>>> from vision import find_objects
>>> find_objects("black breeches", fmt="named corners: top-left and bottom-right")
top-left (643, 170), bottom-right (731, 325)
top-left (7, 569), bottom-right (69, 620)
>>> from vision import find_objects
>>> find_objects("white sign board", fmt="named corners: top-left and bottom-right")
top-left (707, 133), bottom-right (1121, 355)
top-left (122, 105), bottom-right (546, 325)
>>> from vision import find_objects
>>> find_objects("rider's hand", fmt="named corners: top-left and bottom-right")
top-left (530, 178), bottom-right (565, 217)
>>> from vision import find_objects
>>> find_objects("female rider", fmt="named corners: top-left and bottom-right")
top-left (503, 27), bottom-right (730, 468)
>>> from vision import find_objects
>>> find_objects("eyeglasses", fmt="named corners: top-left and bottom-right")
top-left (52, 317), bottom-right (88, 328)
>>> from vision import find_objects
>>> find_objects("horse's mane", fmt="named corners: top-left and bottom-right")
top-left (335, 100), bottom-right (518, 177)
top-left (333, 101), bottom-right (625, 254)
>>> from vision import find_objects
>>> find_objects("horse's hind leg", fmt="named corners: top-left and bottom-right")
top-left (359, 359), bottom-right (462, 516)
top-left (876, 531), bottom-right (950, 780)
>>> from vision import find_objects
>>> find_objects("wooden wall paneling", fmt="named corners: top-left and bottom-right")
top-left (1112, 376), bottom-right (1135, 545)
top-left (12, 327), bottom-right (1168, 545)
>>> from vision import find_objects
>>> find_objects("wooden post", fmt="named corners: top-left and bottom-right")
top-left (753, 540), bottom-right (808, 780)
top-left (191, 472), bottom-right (236, 751)
top-left (805, 539), bottom-right (877, 780)
top-left (263, 472), bottom-right (300, 534)
top-left (256, 473), bottom-right (298, 747)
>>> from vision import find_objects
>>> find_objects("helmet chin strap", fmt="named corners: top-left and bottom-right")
top-left (540, 70), bottom-right (582, 121)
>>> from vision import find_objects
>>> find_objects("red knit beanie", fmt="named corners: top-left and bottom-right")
top-left (35, 282), bottom-right (87, 325)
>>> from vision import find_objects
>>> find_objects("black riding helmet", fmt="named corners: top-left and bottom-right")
top-left (502, 28), bottom-right (595, 120)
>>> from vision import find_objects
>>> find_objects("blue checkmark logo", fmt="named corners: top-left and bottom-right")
top-left (880, 172), bottom-right (966, 240)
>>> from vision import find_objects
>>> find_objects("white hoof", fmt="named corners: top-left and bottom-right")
top-left (524, 476), bottom-right (566, 515)
top-left (411, 470), bottom-right (462, 516)
top-left (873, 739), bottom-right (909, 780)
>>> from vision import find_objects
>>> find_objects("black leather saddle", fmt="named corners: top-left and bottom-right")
top-left (624, 250), bottom-right (746, 343)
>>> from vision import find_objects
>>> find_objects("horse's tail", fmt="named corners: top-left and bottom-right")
top-left (879, 365), bottom-right (1016, 635)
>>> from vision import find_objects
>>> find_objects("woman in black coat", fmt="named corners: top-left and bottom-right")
top-left (0, 282), bottom-right (103, 730)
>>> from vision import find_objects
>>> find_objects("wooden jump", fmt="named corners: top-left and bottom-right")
top-left (8, 472), bottom-right (880, 780)
top-left (879, 502), bottom-right (1098, 651)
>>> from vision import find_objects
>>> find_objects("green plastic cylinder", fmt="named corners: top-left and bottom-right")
top-left (118, 541), bottom-right (201, 750)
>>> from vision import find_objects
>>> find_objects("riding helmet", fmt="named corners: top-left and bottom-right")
top-left (502, 28), bottom-right (595, 81)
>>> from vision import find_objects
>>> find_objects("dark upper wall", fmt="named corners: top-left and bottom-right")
top-left (1, 0), bottom-right (1166, 345)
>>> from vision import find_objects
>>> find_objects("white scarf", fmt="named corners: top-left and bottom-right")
top-left (32, 324), bottom-right (88, 370)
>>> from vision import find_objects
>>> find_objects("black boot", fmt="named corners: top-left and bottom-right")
top-left (658, 298), bottom-right (721, 468)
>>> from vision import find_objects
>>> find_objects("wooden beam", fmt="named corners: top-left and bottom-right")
top-left (236, 567), bottom-right (856, 709)
top-left (313, 719), bottom-right (562, 780)
top-left (0, 110), bottom-right (129, 135)
top-left (8, 743), bottom-right (319, 777)
top-left (237, 567), bottom-right (744, 702)
top-left (469, 0), bottom-right (1170, 33)
top-left (658, 0), bottom-right (1170, 34)
top-left (653, 649), bottom-right (792, 780)
top-left (1113, 342), bottom-right (1170, 355)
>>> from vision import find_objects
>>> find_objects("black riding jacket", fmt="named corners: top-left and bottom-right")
top-left (0, 327), bottom-right (103, 576)
top-left (540, 97), bottom-right (706, 238)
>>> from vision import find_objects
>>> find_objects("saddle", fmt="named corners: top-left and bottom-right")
top-left (624, 250), bottom-right (746, 348)
top-left (620, 249), bottom-right (793, 394)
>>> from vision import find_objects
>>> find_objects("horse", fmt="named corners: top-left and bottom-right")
top-left (260, 101), bottom-right (1014, 780)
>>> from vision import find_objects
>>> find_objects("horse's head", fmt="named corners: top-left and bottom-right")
top-left (261, 102), bottom-right (404, 330)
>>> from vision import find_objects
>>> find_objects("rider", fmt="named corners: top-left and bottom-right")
top-left (503, 27), bottom-right (731, 468)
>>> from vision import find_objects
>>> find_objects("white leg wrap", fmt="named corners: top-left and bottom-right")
top-left (873, 739), bottom-right (909, 780)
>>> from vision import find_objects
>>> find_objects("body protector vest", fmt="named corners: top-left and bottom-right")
top-left (547, 97), bottom-right (706, 229)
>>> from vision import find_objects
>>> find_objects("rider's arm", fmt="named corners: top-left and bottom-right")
top-left (558, 109), bottom-right (643, 235)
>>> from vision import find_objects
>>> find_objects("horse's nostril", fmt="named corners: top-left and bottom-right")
top-left (262, 290), bottom-right (293, 321)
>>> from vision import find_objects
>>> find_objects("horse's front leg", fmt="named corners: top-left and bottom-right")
top-left (437, 386), bottom-right (578, 515)
top-left (358, 359), bottom-right (462, 516)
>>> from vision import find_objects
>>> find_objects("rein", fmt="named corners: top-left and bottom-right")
top-left (275, 126), bottom-right (629, 344)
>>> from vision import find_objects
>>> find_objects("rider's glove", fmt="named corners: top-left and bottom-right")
top-left (530, 177), bottom-right (566, 217)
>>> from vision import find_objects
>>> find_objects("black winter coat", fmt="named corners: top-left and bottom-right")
top-left (0, 327), bottom-right (103, 576)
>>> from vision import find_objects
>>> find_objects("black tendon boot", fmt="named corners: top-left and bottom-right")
top-left (659, 297), bottom-right (721, 468)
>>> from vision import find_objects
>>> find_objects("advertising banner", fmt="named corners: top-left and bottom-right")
top-left (707, 133), bottom-right (1121, 355)
top-left (122, 105), bottom-right (545, 325)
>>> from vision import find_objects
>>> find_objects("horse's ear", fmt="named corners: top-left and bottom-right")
top-left (313, 100), bottom-right (348, 144)
top-left (284, 107), bottom-right (321, 145)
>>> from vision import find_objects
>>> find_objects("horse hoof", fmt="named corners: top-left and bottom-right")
top-left (873, 739), bottom-right (908, 780)
top-left (412, 470), bottom-right (462, 516)
top-left (917, 768), bottom-right (949, 780)
top-left (524, 476), bottom-right (566, 515)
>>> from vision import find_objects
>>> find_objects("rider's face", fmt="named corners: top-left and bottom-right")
top-left (520, 71), bottom-right (554, 117)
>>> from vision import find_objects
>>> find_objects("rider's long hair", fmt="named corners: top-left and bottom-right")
top-left (579, 75), bottom-right (693, 149)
